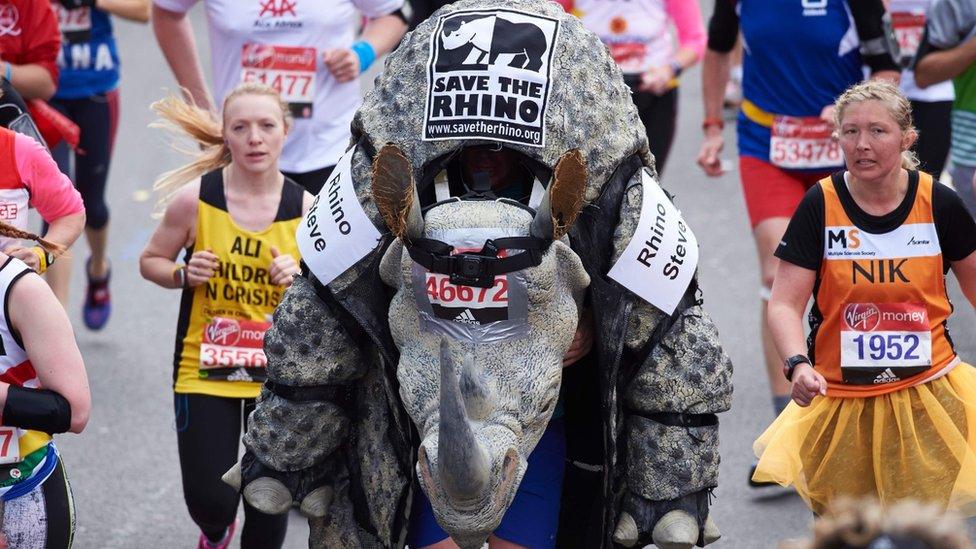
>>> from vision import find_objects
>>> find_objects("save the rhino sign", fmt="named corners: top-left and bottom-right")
top-left (424, 9), bottom-right (559, 148)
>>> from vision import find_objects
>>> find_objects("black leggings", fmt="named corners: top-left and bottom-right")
top-left (50, 91), bottom-right (119, 230)
top-left (174, 393), bottom-right (287, 549)
top-left (910, 99), bottom-right (952, 177)
top-left (628, 83), bottom-right (679, 175)
top-left (282, 164), bottom-right (336, 196)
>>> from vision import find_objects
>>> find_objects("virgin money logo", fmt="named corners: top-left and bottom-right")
top-left (259, 0), bottom-right (296, 18)
top-left (0, 4), bottom-right (21, 37)
top-left (844, 303), bottom-right (881, 332)
top-left (206, 318), bottom-right (241, 346)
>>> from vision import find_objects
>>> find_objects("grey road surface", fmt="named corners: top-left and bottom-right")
top-left (51, 5), bottom-right (976, 549)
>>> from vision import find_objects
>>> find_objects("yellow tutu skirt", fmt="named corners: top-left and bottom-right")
top-left (753, 363), bottom-right (976, 515)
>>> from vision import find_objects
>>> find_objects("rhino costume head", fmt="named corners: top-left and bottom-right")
top-left (230, 1), bottom-right (731, 548)
top-left (374, 144), bottom-right (590, 545)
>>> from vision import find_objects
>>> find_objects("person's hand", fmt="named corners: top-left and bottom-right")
top-left (563, 311), bottom-right (594, 367)
top-left (3, 246), bottom-right (39, 271)
top-left (820, 104), bottom-right (836, 126)
top-left (697, 130), bottom-right (725, 177)
top-left (323, 49), bottom-right (360, 83)
top-left (269, 246), bottom-right (298, 287)
top-left (639, 65), bottom-right (673, 96)
top-left (186, 249), bottom-right (219, 287)
top-left (790, 363), bottom-right (826, 407)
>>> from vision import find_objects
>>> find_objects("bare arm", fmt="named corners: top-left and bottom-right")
top-left (696, 48), bottom-right (730, 176)
top-left (5, 64), bottom-right (57, 100)
top-left (360, 13), bottom-right (408, 57)
top-left (43, 212), bottom-right (86, 250)
top-left (915, 36), bottom-right (976, 88)
top-left (139, 183), bottom-right (199, 289)
top-left (951, 250), bottom-right (976, 309)
top-left (97, 0), bottom-right (151, 23)
top-left (767, 262), bottom-right (815, 360)
top-left (151, 4), bottom-right (213, 111)
top-left (4, 272), bottom-right (89, 433)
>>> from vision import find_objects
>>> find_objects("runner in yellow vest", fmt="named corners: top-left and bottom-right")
top-left (140, 82), bottom-right (312, 549)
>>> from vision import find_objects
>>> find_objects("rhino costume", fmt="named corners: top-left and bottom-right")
top-left (223, 1), bottom-right (733, 547)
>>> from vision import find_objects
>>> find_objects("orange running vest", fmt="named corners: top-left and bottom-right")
top-left (813, 172), bottom-right (958, 397)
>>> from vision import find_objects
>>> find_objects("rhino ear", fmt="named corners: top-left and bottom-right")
top-left (372, 143), bottom-right (423, 239)
top-left (531, 149), bottom-right (587, 240)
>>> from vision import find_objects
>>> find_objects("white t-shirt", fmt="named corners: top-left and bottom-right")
top-left (573, 0), bottom-right (674, 75)
top-left (153, 0), bottom-right (403, 173)
top-left (889, 0), bottom-right (954, 102)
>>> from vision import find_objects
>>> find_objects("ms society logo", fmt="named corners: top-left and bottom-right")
top-left (424, 9), bottom-right (559, 147)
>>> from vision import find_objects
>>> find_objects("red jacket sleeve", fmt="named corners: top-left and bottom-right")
top-left (13, 1), bottom-right (60, 85)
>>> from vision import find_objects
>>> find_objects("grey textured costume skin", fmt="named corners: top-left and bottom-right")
top-left (228, 1), bottom-right (734, 547)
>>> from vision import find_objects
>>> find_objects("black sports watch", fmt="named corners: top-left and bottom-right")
top-left (783, 354), bottom-right (811, 382)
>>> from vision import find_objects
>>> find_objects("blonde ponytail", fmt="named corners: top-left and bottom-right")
top-left (149, 82), bottom-right (292, 216)
top-left (149, 95), bottom-right (231, 216)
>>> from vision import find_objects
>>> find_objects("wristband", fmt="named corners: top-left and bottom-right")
top-left (350, 40), bottom-right (377, 73)
top-left (29, 246), bottom-right (52, 274)
top-left (702, 117), bottom-right (724, 131)
top-left (4, 62), bottom-right (10, 82)
top-left (173, 265), bottom-right (188, 289)
top-left (668, 59), bottom-right (684, 78)
top-left (3, 385), bottom-right (72, 434)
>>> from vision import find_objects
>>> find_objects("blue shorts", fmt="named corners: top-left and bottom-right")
top-left (407, 417), bottom-right (566, 549)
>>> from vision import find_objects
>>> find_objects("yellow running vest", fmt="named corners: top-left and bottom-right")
top-left (173, 170), bottom-right (303, 398)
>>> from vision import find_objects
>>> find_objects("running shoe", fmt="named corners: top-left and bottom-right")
top-left (197, 519), bottom-right (237, 549)
top-left (82, 258), bottom-right (111, 330)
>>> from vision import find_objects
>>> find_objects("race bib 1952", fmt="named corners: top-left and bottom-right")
top-left (769, 115), bottom-right (842, 170)
top-left (241, 43), bottom-right (316, 119)
top-left (840, 302), bottom-right (932, 385)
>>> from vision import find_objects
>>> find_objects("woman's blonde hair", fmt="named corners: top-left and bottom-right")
top-left (833, 79), bottom-right (920, 171)
top-left (150, 82), bottom-right (292, 214)
top-left (780, 497), bottom-right (972, 549)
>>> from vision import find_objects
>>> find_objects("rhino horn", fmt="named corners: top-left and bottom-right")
top-left (651, 510), bottom-right (700, 549)
top-left (372, 143), bottom-right (423, 239)
top-left (221, 462), bottom-right (242, 491)
top-left (299, 485), bottom-right (334, 519)
top-left (242, 477), bottom-right (292, 516)
top-left (530, 149), bottom-right (587, 240)
top-left (459, 351), bottom-right (492, 421)
top-left (438, 340), bottom-right (489, 502)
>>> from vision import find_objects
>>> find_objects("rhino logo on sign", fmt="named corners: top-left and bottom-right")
top-left (437, 13), bottom-right (550, 72)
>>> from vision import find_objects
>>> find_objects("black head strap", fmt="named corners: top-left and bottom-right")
top-left (407, 236), bottom-right (550, 288)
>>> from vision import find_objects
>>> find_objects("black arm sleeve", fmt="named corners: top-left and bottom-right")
top-left (847, 0), bottom-right (900, 73)
top-left (2, 385), bottom-right (72, 434)
top-left (933, 183), bottom-right (976, 262)
top-left (706, 0), bottom-right (739, 53)
top-left (774, 186), bottom-right (825, 271)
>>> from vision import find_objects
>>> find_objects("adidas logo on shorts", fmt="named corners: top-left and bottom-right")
top-left (872, 368), bottom-right (899, 384)
top-left (227, 368), bottom-right (253, 382)
top-left (454, 309), bottom-right (478, 324)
